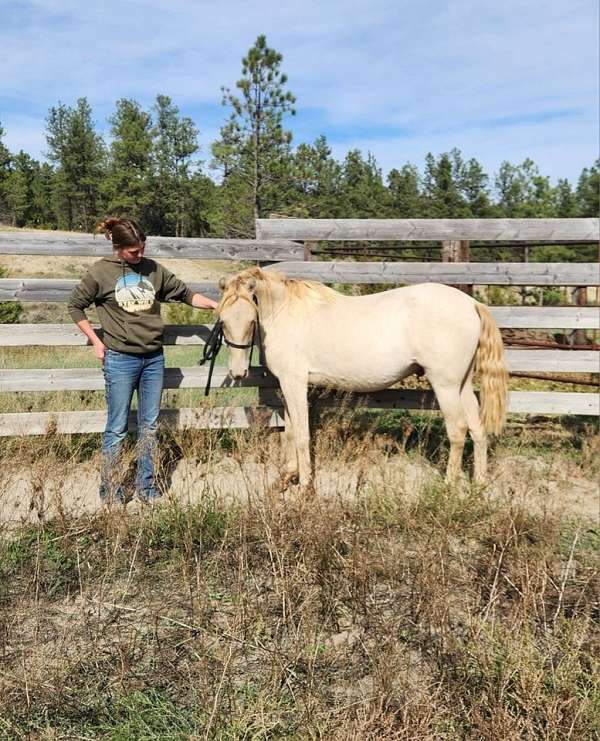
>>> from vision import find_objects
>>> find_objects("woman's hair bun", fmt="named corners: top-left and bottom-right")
top-left (95, 217), bottom-right (146, 247)
top-left (95, 217), bottom-right (121, 241)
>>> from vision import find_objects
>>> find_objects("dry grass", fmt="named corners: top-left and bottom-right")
top-left (0, 412), bottom-right (598, 739)
top-left (0, 252), bottom-right (238, 283)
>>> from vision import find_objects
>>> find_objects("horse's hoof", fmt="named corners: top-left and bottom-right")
top-left (266, 472), bottom-right (298, 497)
top-left (282, 472), bottom-right (299, 488)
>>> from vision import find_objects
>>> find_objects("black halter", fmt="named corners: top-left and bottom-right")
top-left (198, 301), bottom-right (265, 396)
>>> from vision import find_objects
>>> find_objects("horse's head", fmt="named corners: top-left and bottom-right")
top-left (217, 273), bottom-right (259, 379)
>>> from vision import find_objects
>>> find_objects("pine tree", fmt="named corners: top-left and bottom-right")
top-left (45, 98), bottom-right (106, 230)
top-left (576, 159), bottom-right (599, 216)
top-left (460, 158), bottom-right (493, 216)
top-left (524, 160), bottom-right (557, 217)
top-left (3, 151), bottom-right (36, 226)
top-left (212, 35), bottom-right (296, 229)
top-left (495, 159), bottom-right (557, 217)
top-left (186, 171), bottom-right (220, 236)
top-left (30, 162), bottom-right (56, 228)
top-left (210, 172), bottom-right (255, 238)
top-left (0, 122), bottom-right (11, 224)
top-left (291, 136), bottom-right (342, 217)
top-left (423, 152), bottom-right (469, 217)
top-left (340, 150), bottom-right (389, 217)
top-left (149, 95), bottom-right (199, 237)
top-left (495, 161), bottom-right (524, 216)
top-left (556, 178), bottom-right (577, 217)
top-left (103, 99), bottom-right (153, 220)
top-left (387, 164), bottom-right (422, 217)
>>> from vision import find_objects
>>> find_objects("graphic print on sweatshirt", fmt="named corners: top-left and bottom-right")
top-left (115, 273), bottom-right (156, 313)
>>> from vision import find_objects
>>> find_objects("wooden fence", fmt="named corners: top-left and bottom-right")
top-left (0, 219), bottom-right (598, 436)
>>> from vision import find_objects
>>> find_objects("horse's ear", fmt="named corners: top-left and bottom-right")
top-left (218, 275), bottom-right (229, 291)
top-left (246, 277), bottom-right (257, 293)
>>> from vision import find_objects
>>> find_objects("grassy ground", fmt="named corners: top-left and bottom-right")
top-left (0, 234), bottom-right (598, 737)
top-left (0, 414), bottom-right (598, 739)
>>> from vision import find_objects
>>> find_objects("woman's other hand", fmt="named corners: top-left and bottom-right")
top-left (93, 341), bottom-right (107, 362)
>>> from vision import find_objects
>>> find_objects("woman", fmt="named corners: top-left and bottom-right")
top-left (68, 217), bottom-right (218, 503)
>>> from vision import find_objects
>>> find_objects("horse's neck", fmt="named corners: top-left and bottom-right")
top-left (255, 282), bottom-right (288, 325)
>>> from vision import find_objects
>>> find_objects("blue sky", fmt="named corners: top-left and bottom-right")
top-left (0, 0), bottom-right (597, 185)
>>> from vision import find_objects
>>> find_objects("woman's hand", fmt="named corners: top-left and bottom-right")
top-left (191, 293), bottom-right (219, 310)
top-left (75, 320), bottom-right (106, 360)
top-left (93, 341), bottom-right (107, 362)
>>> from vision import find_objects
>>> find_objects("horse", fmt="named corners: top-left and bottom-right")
top-left (217, 267), bottom-right (508, 488)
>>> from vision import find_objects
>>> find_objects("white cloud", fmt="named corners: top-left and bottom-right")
top-left (0, 0), bottom-right (597, 181)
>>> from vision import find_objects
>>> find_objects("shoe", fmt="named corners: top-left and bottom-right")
top-left (99, 485), bottom-right (126, 504)
top-left (137, 489), bottom-right (161, 504)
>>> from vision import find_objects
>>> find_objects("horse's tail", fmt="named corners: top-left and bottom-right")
top-left (475, 303), bottom-right (508, 436)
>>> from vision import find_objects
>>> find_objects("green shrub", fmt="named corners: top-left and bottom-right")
top-left (485, 285), bottom-right (520, 305)
top-left (164, 302), bottom-right (213, 325)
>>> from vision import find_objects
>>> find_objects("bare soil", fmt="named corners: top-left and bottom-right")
top-left (1, 446), bottom-right (597, 528)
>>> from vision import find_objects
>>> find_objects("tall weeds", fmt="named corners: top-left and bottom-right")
top-left (0, 414), bottom-right (597, 738)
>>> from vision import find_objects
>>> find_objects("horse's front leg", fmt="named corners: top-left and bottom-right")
top-left (279, 378), bottom-right (311, 488)
top-left (281, 400), bottom-right (299, 487)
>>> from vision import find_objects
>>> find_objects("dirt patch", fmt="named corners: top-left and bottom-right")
top-left (1, 449), bottom-right (596, 528)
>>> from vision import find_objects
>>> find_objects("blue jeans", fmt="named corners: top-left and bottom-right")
top-left (100, 348), bottom-right (165, 502)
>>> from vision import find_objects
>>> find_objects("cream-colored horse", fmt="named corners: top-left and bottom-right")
top-left (218, 267), bottom-right (508, 487)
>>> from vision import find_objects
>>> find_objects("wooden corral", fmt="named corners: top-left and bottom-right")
top-left (0, 218), bottom-right (598, 436)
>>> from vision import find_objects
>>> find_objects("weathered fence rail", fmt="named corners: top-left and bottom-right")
top-left (1, 307), bottom-right (597, 347)
top-left (0, 279), bottom-right (221, 302)
top-left (0, 352), bottom-right (597, 393)
top-left (0, 391), bottom-right (597, 437)
top-left (256, 217), bottom-right (600, 242)
top-left (0, 219), bottom-right (598, 436)
top-left (266, 262), bottom-right (599, 286)
top-left (1, 263), bottom-right (598, 303)
top-left (0, 231), bottom-right (303, 261)
top-left (0, 407), bottom-right (285, 437)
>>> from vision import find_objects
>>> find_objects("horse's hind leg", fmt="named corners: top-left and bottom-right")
top-left (428, 379), bottom-right (469, 484)
top-left (460, 372), bottom-right (488, 485)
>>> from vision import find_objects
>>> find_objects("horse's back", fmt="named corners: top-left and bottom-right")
top-left (296, 283), bottom-right (481, 391)
top-left (321, 282), bottom-right (479, 340)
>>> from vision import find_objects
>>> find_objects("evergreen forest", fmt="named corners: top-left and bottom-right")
top-left (0, 36), bottom-right (597, 248)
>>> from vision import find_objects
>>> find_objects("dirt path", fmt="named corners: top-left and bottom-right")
top-left (1, 450), bottom-right (597, 528)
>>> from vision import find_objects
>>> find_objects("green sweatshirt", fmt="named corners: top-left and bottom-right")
top-left (68, 256), bottom-right (195, 354)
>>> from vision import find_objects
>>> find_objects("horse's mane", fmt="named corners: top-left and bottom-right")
top-left (219, 267), bottom-right (337, 312)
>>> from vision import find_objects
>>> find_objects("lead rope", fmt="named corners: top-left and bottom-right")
top-left (199, 321), bottom-right (224, 396)
top-left (199, 314), bottom-right (266, 395)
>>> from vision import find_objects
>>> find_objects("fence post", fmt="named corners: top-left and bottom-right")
top-left (441, 239), bottom-right (472, 295)
top-left (571, 287), bottom-right (588, 345)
